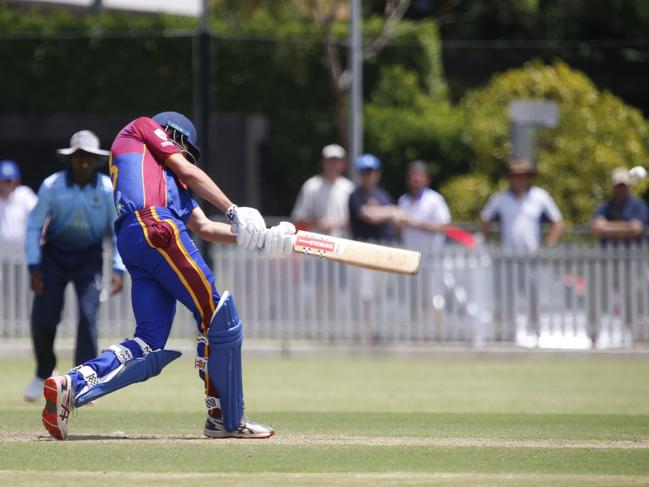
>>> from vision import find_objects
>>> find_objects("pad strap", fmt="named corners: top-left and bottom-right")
top-left (205, 396), bottom-right (221, 411)
top-left (74, 349), bottom-right (182, 408)
top-left (73, 365), bottom-right (99, 388)
top-left (133, 337), bottom-right (152, 356)
top-left (103, 338), bottom-right (151, 364)
top-left (104, 344), bottom-right (133, 364)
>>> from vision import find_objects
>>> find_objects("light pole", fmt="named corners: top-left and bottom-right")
top-left (348, 0), bottom-right (363, 183)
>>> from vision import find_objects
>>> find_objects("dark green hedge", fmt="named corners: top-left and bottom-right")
top-left (0, 5), bottom-right (460, 213)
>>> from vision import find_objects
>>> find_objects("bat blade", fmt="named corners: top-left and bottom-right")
top-left (444, 225), bottom-right (476, 250)
top-left (293, 231), bottom-right (421, 275)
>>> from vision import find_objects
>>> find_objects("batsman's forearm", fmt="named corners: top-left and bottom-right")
top-left (198, 221), bottom-right (237, 245)
top-left (166, 153), bottom-right (234, 212)
top-left (183, 165), bottom-right (234, 214)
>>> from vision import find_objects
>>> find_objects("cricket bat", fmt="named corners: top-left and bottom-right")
top-left (293, 231), bottom-right (421, 275)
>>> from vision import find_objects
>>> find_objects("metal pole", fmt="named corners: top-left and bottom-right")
top-left (196, 0), bottom-right (210, 169)
top-left (349, 0), bottom-right (363, 183)
top-left (195, 0), bottom-right (213, 267)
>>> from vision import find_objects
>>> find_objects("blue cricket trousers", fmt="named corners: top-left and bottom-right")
top-left (116, 206), bottom-right (221, 399)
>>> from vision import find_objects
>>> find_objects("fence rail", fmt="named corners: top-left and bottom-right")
top-left (1, 241), bottom-right (648, 349)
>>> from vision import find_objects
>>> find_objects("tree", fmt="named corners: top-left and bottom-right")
top-left (306, 0), bottom-right (412, 149)
top-left (441, 61), bottom-right (649, 223)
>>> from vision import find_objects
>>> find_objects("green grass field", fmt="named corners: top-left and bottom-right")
top-left (1, 351), bottom-right (649, 486)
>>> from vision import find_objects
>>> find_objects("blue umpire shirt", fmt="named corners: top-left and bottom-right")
top-left (25, 170), bottom-right (124, 273)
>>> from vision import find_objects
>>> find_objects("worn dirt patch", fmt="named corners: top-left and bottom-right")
top-left (1, 431), bottom-right (647, 449)
top-left (1, 470), bottom-right (649, 487)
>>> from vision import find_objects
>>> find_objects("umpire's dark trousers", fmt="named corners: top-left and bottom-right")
top-left (31, 244), bottom-right (103, 379)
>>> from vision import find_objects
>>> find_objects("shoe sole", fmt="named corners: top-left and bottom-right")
top-left (42, 377), bottom-right (69, 440)
top-left (204, 429), bottom-right (275, 439)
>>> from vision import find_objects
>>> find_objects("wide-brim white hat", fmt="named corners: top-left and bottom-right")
top-left (57, 130), bottom-right (110, 161)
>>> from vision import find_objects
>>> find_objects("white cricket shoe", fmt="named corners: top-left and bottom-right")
top-left (24, 376), bottom-right (45, 402)
top-left (204, 414), bottom-right (274, 439)
top-left (41, 375), bottom-right (74, 440)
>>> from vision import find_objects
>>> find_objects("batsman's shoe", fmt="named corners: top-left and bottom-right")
top-left (204, 415), bottom-right (274, 439)
top-left (24, 376), bottom-right (45, 402)
top-left (42, 375), bottom-right (74, 440)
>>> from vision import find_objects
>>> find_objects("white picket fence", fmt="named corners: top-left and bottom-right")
top-left (1, 240), bottom-right (648, 349)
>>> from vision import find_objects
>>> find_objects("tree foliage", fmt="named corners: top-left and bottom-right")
top-left (363, 21), bottom-right (470, 198)
top-left (442, 61), bottom-right (649, 223)
top-left (0, 3), bottom-right (455, 214)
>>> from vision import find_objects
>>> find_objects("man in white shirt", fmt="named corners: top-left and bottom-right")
top-left (0, 159), bottom-right (38, 252)
top-left (291, 144), bottom-right (354, 237)
top-left (393, 161), bottom-right (450, 334)
top-left (480, 158), bottom-right (563, 252)
top-left (479, 157), bottom-right (563, 338)
top-left (397, 160), bottom-right (451, 252)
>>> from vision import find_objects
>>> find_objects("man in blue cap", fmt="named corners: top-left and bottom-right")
top-left (348, 154), bottom-right (398, 345)
top-left (24, 130), bottom-right (125, 403)
top-left (348, 154), bottom-right (398, 242)
top-left (0, 159), bottom-right (37, 250)
top-left (41, 112), bottom-right (295, 441)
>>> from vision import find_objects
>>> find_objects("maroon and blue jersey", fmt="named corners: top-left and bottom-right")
top-left (109, 117), bottom-right (197, 229)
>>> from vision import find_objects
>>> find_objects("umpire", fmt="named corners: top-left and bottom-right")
top-left (23, 130), bottom-right (124, 402)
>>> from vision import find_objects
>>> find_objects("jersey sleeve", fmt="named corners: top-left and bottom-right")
top-left (100, 177), bottom-right (125, 273)
top-left (133, 117), bottom-right (181, 165)
top-left (25, 181), bottom-right (52, 268)
top-left (630, 199), bottom-right (649, 224)
top-left (480, 193), bottom-right (501, 222)
top-left (539, 189), bottom-right (563, 222)
top-left (173, 192), bottom-right (198, 225)
top-left (435, 194), bottom-right (451, 224)
top-left (593, 202), bottom-right (608, 220)
top-left (348, 190), bottom-right (363, 217)
top-left (291, 182), bottom-right (311, 221)
top-left (18, 186), bottom-right (38, 213)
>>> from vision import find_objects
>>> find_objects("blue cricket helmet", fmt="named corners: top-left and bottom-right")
top-left (152, 111), bottom-right (201, 162)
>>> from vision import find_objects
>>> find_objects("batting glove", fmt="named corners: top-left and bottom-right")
top-left (226, 204), bottom-right (267, 251)
top-left (263, 221), bottom-right (296, 259)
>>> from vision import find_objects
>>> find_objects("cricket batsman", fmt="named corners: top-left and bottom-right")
top-left (41, 112), bottom-right (296, 440)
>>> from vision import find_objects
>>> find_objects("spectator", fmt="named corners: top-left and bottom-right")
top-left (291, 144), bottom-right (354, 237)
top-left (479, 157), bottom-right (563, 339)
top-left (479, 157), bottom-right (564, 251)
top-left (591, 167), bottom-right (648, 245)
top-left (348, 154), bottom-right (398, 242)
top-left (0, 159), bottom-right (37, 251)
top-left (348, 154), bottom-right (398, 345)
top-left (23, 130), bottom-right (124, 402)
top-left (397, 160), bottom-right (451, 252)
